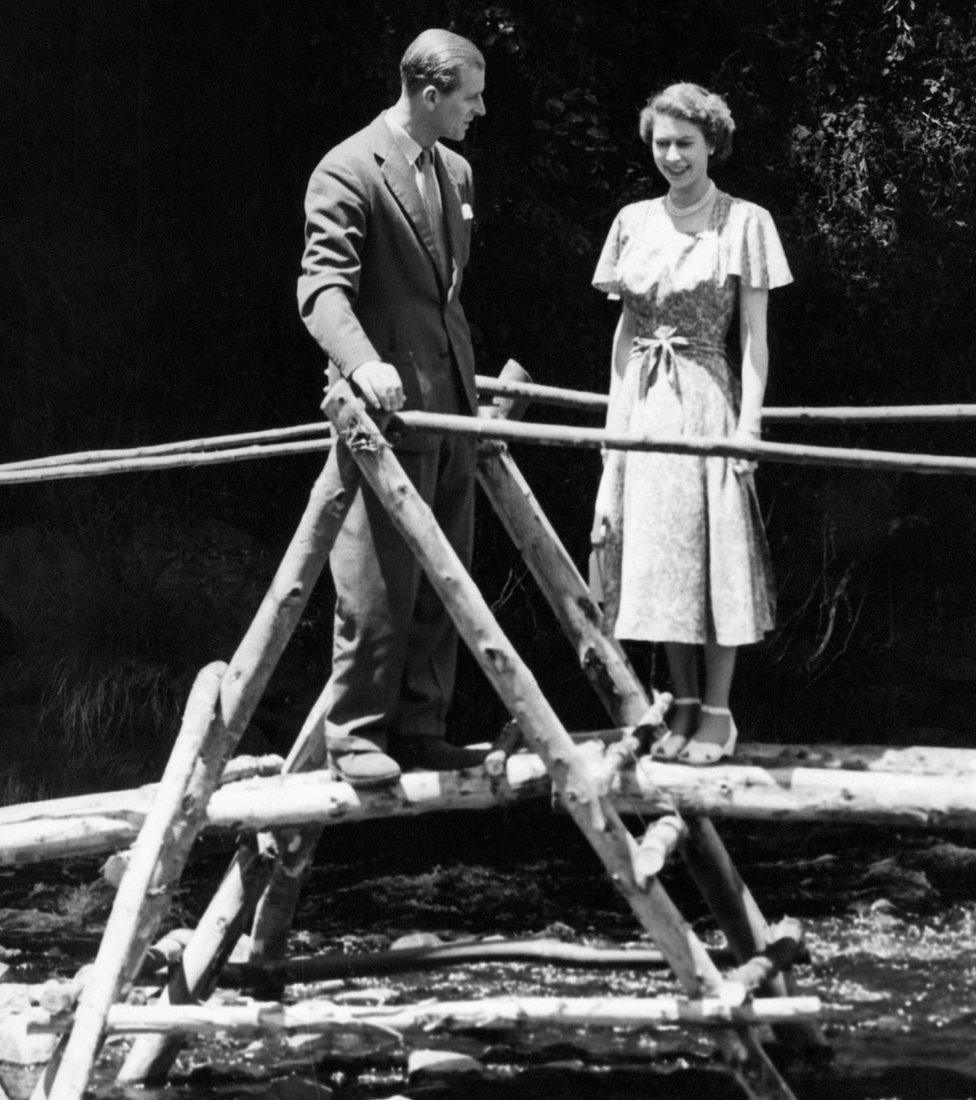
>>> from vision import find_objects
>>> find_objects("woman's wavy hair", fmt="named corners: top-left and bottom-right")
top-left (639, 82), bottom-right (735, 164)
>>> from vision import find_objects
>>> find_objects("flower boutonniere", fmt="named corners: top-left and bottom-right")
top-left (461, 202), bottom-right (474, 222)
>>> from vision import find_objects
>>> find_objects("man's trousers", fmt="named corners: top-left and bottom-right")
top-left (321, 429), bottom-right (477, 747)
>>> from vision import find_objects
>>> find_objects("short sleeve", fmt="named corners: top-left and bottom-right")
top-left (728, 203), bottom-right (792, 289)
top-left (592, 212), bottom-right (625, 299)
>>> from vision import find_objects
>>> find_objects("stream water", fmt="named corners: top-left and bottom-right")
top-left (2, 809), bottom-right (975, 1099)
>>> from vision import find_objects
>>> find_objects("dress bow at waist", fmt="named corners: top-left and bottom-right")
top-left (634, 325), bottom-right (688, 399)
top-left (633, 325), bottom-right (726, 401)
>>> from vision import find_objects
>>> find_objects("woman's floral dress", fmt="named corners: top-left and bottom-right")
top-left (592, 190), bottom-right (792, 646)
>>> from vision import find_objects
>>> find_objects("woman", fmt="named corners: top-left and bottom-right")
top-left (591, 83), bottom-right (791, 765)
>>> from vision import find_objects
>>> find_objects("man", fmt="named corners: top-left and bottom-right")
top-left (297, 29), bottom-right (488, 786)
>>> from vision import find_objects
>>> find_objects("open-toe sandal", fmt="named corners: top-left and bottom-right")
top-left (650, 697), bottom-right (701, 761)
top-left (677, 705), bottom-right (737, 766)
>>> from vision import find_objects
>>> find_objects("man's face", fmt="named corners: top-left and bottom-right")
top-left (429, 64), bottom-right (486, 141)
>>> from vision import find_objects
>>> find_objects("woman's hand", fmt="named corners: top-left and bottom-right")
top-left (591, 454), bottom-right (618, 544)
top-left (730, 425), bottom-right (761, 477)
top-left (591, 512), bottom-right (610, 547)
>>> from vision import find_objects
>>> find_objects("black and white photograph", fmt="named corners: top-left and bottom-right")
top-left (2, 4), bottom-right (976, 1098)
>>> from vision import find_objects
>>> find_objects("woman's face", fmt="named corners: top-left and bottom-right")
top-left (651, 113), bottom-right (713, 195)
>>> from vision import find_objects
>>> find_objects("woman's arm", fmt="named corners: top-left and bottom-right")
top-left (737, 285), bottom-right (769, 438)
top-left (607, 303), bottom-right (636, 433)
top-left (592, 303), bottom-right (634, 542)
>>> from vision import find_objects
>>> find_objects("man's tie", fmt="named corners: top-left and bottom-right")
top-left (418, 147), bottom-right (450, 285)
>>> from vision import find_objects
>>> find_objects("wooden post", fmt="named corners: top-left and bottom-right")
top-left (314, 381), bottom-right (796, 1100)
top-left (726, 920), bottom-right (807, 994)
top-left (116, 441), bottom-right (361, 1085)
top-left (115, 837), bottom-right (272, 1084)
top-left (33, 662), bottom-right (229, 1100)
top-left (474, 369), bottom-right (647, 729)
top-left (473, 397), bottom-right (826, 1060)
top-left (679, 817), bottom-right (830, 1057)
top-left (633, 815), bottom-right (688, 887)
top-left (243, 359), bottom-right (545, 986)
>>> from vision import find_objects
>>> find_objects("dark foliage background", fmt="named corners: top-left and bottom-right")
top-left (2, 0), bottom-right (975, 798)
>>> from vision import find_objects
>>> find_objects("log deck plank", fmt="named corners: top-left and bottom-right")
top-left (6, 748), bottom-right (976, 866)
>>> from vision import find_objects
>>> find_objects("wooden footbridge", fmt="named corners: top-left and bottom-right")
top-left (2, 368), bottom-right (976, 1100)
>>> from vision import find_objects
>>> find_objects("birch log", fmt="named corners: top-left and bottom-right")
top-left (116, 440), bottom-right (361, 1085)
top-left (475, 434), bottom-right (648, 727)
top-left (474, 375), bottom-right (976, 422)
top-left (315, 383), bottom-right (795, 1100)
top-left (219, 938), bottom-right (735, 986)
top-left (473, 430), bottom-right (822, 1057)
top-left (22, 994), bottom-right (823, 1037)
top-left (7, 747), bottom-right (976, 866)
top-left (2, 424), bottom-right (330, 473)
top-left (33, 662), bottom-right (229, 1100)
top-left (244, 359), bottom-right (543, 992)
top-left (0, 438), bottom-right (334, 486)
top-left (396, 409), bottom-right (976, 478)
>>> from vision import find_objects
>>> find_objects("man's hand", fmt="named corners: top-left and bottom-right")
top-left (350, 360), bottom-right (405, 412)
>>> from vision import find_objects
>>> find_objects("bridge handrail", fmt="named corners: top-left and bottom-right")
top-left (3, 376), bottom-right (975, 485)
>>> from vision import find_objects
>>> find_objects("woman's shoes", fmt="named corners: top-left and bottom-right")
top-left (650, 697), bottom-right (701, 760)
top-left (677, 705), bottom-right (738, 766)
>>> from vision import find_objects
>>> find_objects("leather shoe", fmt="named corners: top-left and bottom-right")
top-left (327, 735), bottom-right (401, 787)
top-left (389, 737), bottom-right (488, 772)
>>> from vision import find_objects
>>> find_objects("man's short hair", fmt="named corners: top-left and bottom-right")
top-left (400, 29), bottom-right (485, 94)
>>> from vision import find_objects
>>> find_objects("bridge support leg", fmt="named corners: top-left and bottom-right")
top-left (474, 365), bottom-right (828, 1064)
top-left (306, 381), bottom-right (797, 1100)
top-left (117, 443), bottom-right (360, 1084)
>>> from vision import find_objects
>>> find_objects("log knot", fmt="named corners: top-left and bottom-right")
top-left (482, 646), bottom-right (511, 673)
top-left (476, 439), bottom-right (507, 459)
top-left (344, 426), bottom-right (387, 454)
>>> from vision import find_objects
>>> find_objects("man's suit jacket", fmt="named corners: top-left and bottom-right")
top-left (298, 113), bottom-right (478, 446)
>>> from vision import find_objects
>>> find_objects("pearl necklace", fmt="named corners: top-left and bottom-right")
top-left (664, 182), bottom-right (716, 219)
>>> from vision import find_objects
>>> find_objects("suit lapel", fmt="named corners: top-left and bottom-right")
top-left (372, 116), bottom-right (447, 295)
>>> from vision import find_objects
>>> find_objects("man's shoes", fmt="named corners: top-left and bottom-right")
top-left (389, 737), bottom-right (488, 772)
top-left (327, 735), bottom-right (402, 787)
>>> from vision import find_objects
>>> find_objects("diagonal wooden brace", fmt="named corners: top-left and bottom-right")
top-left (473, 386), bottom-right (829, 1070)
top-left (317, 381), bottom-right (797, 1099)
top-left (117, 441), bottom-right (362, 1085)
top-left (35, 662), bottom-right (230, 1100)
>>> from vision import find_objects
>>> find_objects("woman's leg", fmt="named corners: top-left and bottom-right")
top-left (694, 642), bottom-right (737, 745)
top-left (663, 641), bottom-right (700, 740)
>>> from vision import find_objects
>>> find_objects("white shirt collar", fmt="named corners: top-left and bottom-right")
top-left (384, 110), bottom-right (428, 167)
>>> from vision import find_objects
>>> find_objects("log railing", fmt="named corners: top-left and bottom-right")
top-left (475, 375), bottom-right (976, 421)
top-left (3, 373), bottom-right (976, 485)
